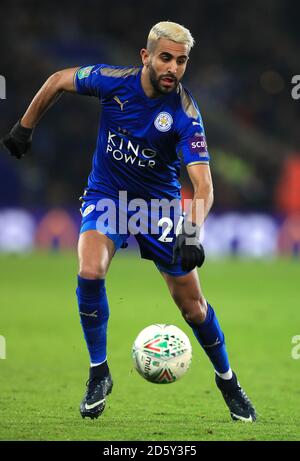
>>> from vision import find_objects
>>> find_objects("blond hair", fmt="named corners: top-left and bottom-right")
top-left (147, 21), bottom-right (195, 53)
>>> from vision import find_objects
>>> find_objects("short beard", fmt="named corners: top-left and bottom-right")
top-left (148, 62), bottom-right (178, 95)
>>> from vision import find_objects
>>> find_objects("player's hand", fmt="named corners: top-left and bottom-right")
top-left (0, 120), bottom-right (33, 159)
top-left (172, 222), bottom-right (205, 272)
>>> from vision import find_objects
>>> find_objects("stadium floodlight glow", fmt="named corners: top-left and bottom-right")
top-left (203, 213), bottom-right (278, 258)
top-left (0, 209), bottom-right (35, 252)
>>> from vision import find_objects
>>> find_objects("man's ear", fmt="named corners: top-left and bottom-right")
top-left (140, 48), bottom-right (150, 67)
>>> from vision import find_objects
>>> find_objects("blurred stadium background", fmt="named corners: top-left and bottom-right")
top-left (0, 0), bottom-right (300, 256)
top-left (1, 0), bottom-right (300, 441)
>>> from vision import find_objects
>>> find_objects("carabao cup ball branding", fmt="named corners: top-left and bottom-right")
top-left (189, 133), bottom-right (208, 155)
top-left (132, 324), bottom-right (192, 384)
top-left (154, 112), bottom-right (173, 132)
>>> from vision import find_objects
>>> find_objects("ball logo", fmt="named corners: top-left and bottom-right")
top-left (154, 112), bottom-right (173, 132)
top-left (132, 324), bottom-right (192, 384)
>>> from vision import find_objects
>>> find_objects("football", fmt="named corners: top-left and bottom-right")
top-left (132, 324), bottom-right (192, 384)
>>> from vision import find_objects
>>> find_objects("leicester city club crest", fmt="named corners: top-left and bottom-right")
top-left (154, 112), bottom-right (173, 132)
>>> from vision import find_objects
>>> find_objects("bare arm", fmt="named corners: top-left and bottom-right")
top-left (21, 67), bottom-right (79, 129)
top-left (185, 163), bottom-right (214, 228)
top-left (172, 163), bottom-right (212, 270)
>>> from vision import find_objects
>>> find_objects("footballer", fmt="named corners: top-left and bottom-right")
top-left (1, 21), bottom-right (256, 422)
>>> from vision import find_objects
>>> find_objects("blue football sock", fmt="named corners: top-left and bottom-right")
top-left (76, 275), bottom-right (109, 366)
top-left (188, 302), bottom-right (230, 374)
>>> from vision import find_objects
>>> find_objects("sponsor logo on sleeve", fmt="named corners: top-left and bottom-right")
top-left (189, 133), bottom-right (208, 155)
top-left (77, 66), bottom-right (94, 80)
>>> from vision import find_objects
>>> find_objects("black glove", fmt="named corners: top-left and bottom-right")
top-left (1, 120), bottom-right (33, 159)
top-left (172, 221), bottom-right (205, 272)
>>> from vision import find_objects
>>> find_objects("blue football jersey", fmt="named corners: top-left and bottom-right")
top-left (75, 64), bottom-right (210, 200)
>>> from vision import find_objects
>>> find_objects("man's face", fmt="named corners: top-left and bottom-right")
top-left (142, 38), bottom-right (189, 95)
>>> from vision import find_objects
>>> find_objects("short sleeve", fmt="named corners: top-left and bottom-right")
top-left (176, 95), bottom-right (210, 166)
top-left (74, 65), bottom-right (104, 98)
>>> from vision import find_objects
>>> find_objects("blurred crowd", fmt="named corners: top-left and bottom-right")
top-left (0, 0), bottom-right (300, 213)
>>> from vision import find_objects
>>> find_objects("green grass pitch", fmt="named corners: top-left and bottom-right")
top-left (0, 251), bottom-right (299, 441)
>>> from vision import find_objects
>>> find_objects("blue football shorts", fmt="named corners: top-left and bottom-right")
top-left (79, 192), bottom-right (190, 277)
